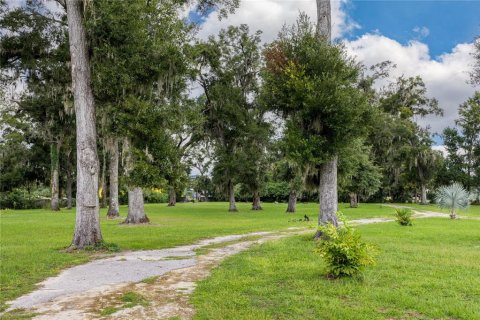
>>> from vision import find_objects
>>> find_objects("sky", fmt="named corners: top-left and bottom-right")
top-left (192, 0), bottom-right (480, 145)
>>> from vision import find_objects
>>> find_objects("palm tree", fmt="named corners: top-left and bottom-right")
top-left (435, 183), bottom-right (470, 219)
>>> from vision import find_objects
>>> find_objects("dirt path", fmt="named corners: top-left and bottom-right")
top-left (4, 212), bottom-right (449, 320)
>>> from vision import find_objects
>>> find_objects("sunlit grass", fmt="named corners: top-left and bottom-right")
top-left (192, 218), bottom-right (480, 320)
top-left (0, 202), bottom-right (395, 308)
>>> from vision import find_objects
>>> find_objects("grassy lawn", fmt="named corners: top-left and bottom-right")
top-left (394, 203), bottom-right (480, 218)
top-left (0, 202), bottom-right (394, 309)
top-left (192, 218), bottom-right (480, 320)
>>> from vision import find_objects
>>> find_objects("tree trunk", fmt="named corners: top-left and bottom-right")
top-left (349, 192), bottom-right (358, 208)
top-left (228, 180), bottom-right (237, 212)
top-left (168, 187), bottom-right (176, 207)
top-left (450, 209), bottom-right (457, 220)
top-left (420, 184), bottom-right (427, 205)
top-left (124, 187), bottom-right (149, 224)
top-left (50, 141), bottom-right (61, 211)
top-left (99, 146), bottom-right (107, 208)
top-left (315, 157), bottom-right (339, 239)
top-left (315, 0), bottom-right (338, 240)
top-left (107, 138), bottom-right (120, 218)
top-left (286, 190), bottom-right (297, 213)
top-left (251, 191), bottom-right (262, 210)
top-left (316, 0), bottom-right (331, 42)
top-left (67, 0), bottom-right (103, 247)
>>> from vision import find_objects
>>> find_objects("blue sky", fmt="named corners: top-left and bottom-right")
top-left (343, 1), bottom-right (480, 58)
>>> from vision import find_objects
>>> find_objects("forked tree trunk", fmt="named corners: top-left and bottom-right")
top-left (50, 141), bottom-right (61, 211)
top-left (67, 0), bottom-right (103, 247)
top-left (168, 187), bottom-right (176, 207)
top-left (420, 184), bottom-right (427, 205)
top-left (349, 192), bottom-right (358, 208)
top-left (228, 180), bottom-right (237, 212)
top-left (286, 190), bottom-right (297, 213)
top-left (107, 138), bottom-right (120, 218)
top-left (315, 0), bottom-right (338, 239)
top-left (124, 187), bottom-right (149, 224)
top-left (252, 191), bottom-right (262, 210)
top-left (99, 147), bottom-right (107, 208)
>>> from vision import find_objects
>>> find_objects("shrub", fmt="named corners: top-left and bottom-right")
top-left (316, 215), bottom-right (376, 278)
top-left (395, 208), bottom-right (413, 226)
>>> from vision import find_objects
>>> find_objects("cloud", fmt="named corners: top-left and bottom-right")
top-left (413, 26), bottom-right (430, 39)
top-left (345, 34), bottom-right (477, 136)
top-left (196, 0), bottom-right (359, 42)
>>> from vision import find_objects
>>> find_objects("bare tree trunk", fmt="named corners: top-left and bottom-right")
top-left (99, 146), bottom-right (107, 208)
top-left (168, 187), bottom-right (176, 207)
top-left (107, 138), bottom-right (120, 218)
top-left (315, 0), bottom-right (338, 240)
top-left (251, 191), bottom-right (262, 210)
top-left (50, 140), bottom-right (61, 211)
top-left (124, 187), bottom-right (149, 224)
top-left (286, 190), bottom-right (297, 213)
top-left (316, 0), bottom-right (331, 42)
top-left (67, 0), bottom-right (103, 247)
top-left (420, 184), bottom-right (427, 205)
top-left (349, 192), bottom-right (358, 208)
top-left (315, 158), bottom-right (339, 239)
top-left (450, 209), bottom-right (457, 220)
top-left (228, 180), bottom-right (237, 212)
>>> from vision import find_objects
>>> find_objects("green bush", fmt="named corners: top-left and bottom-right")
top-left (316, 215), bottom-right (376, 278)
top-left (395, 208), bottom-right (413, 226)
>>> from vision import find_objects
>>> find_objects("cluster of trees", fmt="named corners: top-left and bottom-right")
top-left (1, 0), bottom-right (479, 247)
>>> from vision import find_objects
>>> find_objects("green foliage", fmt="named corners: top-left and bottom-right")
top-left (395, 208), bottom-right (413, 226)
top-left (83, 241), bottom-right (121, 253)
top-left (316, 215), bottom-right (376, 278)
top-left (262, 15), bottom-right (371, 165)
top-left (435, 183), bottom-right (470, 218)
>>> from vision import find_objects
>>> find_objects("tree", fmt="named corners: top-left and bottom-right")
top-left (435, 183), bottom-right (470, 219)
top-left (65, 0), bottom-right (103, 247)
top-left (471, 37), bottom-right (480, 85)
top-left (0, 0), bottom-right (73, 211)
top-left (196, 25), bottom-right (263, 212)
top-left (262, 14), bottom-right (370, 232)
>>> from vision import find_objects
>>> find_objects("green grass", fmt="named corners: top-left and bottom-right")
top-left (394, 203), bottom-right (480, 218)
top-left (191, 218), bottom-right (480, 320)
top-left (0, 202), bottom-right (395, 309)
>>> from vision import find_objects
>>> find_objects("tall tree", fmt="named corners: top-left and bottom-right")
top-left (196, 25), bottom-right (263, 212)
top-left (262, 15), bottom-right (370, 234)
top-left (65, 0), bottom-right (103, 247)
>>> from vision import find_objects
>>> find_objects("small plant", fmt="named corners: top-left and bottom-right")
top-left (83, 241), bottom-right (121, 252)
top-left (395, 208), bottom-right (413, 226)
top-left (435, 183), bottom-right (470, 219)
top-left (316, 215), bottom-right (376, 278)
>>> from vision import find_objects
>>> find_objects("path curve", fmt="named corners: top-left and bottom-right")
top-left (5, 212), bottom-right (449, 319)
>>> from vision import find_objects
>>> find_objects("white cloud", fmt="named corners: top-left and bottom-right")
top-left (193, 1), bottom-right (478, 140)
top-left (196, 0), bottom-right (359, 42)
top-left (413, 26), bottom-right (430, 39)
top-left (345, 34), bottom-right (477, 135)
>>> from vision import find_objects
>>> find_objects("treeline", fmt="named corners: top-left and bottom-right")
top-left (1, 1), bottom-right (479, 223)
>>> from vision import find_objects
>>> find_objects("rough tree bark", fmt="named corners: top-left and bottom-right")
top-left (420, 184), bottom-right (427, 205)
top-left (50, 140), bottom-right (61, 211)
top-left (315, 0), bottom-right (338, 239)
top-left (107, 138), bottom-right (120, 218)
top-left (66, 0), bottom-right (103, 247)
top-left (286, 190), bottom-right (297, 213)
top-left (251, 191), bottom-right (262, 210)
top-left (124, 187), bottom-right (149, 223)
top-left (228, 180), bottom-right (237, 212)
top-left (123, 139), bottom-right (149, 223)
top-left (349, 192), bottom-right (358, 208)
top-left (168, 187), bottom-right (176, 207)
